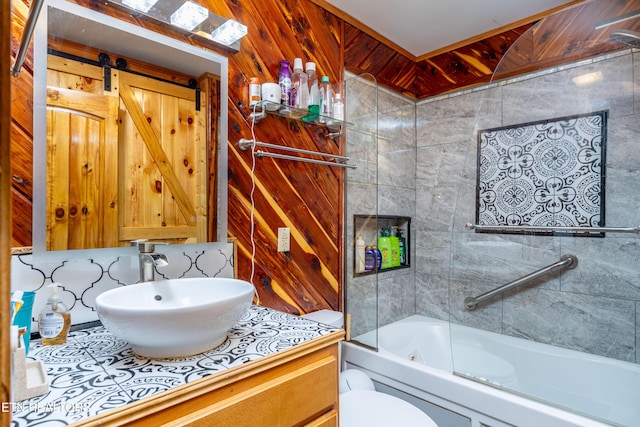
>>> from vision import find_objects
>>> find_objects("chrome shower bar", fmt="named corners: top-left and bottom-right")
top-left (464, 254), bottom-right (578, 311)
top-left (465, 223), bottom-right (640, 234)
top-left (238, 138), bottom-right (356, 168)
top-left (11, 0), bottom-right (45, 77)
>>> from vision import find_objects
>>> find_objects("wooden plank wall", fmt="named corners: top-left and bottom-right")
top-left (9, 0), bottom-right (639, 316)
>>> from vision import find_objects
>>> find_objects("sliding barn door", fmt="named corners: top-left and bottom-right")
top-left (46, 54), bottom-right (207, 250)
top-left (117, 73), bottom-right (207, 245)
top-left (46, 56), bottom-right (119, 250)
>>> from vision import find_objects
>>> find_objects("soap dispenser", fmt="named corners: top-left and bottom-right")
top-left (38, 283), bottom-right (71, 345)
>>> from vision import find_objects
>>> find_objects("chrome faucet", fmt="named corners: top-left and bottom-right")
top-left (132, 240), bottom-right (169, 282)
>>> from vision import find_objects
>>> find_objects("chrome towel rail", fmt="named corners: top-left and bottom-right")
top-left (464, 254), bottom-right (578, 311)
top-left (238, 138), bottom-right (356, 169)
top-left (465, 223), bottom-right (640, 234)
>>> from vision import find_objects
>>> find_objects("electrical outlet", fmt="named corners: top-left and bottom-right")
top-left (277, 227), bottom-right (290, 252)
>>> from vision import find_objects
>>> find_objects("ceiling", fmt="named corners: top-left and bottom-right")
top-left (323, 0), bottom-right (581, 57)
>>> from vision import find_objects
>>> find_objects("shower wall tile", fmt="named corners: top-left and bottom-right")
top-left (377, 185), bottom-right (415, 218)
top-left (448, 275), bottom-right (503, 334)
top-left (637, 303), bottom-right (640, 363)
top-left (415, 272), bottom-right (449, 321)
top-left (502, 54), bottom-right (634, 125)
top-left (602, 114), bottom-right (640, 227)
top-left (503, 289), bottom-right (636, 362)
top-left (347, 275), bottom-right (378, 338)
top-left (345, 127), bottom-right (378, 185)
top-left (378, 146), bottom-right (416, 190)
top-left (377, 272), bottom-right (413, 327)
top-left (416, 87), bottom-right (502, 148)
top-left (559, 236), bottom-right (640, 300)
top-left (414, 230), bottom-right (451, 277)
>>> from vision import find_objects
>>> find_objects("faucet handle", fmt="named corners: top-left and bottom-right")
top-left (131, 239), bottom-right (169, 253)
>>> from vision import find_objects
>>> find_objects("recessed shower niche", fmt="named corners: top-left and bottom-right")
top-left (476, 110), bottom-right (608, 236)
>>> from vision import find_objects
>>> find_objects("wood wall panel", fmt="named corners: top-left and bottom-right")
top-left (9, 0), bottom-right (639, 317)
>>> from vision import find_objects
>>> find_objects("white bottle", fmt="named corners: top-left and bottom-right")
top-left (291, 58), bottom-right (309, 111)
top-left (319, 75), bottom-right (333, 123)
top-left (356, 235), bottom-right (366, 273)
top-left (332, 92), bottom-right (344, 122)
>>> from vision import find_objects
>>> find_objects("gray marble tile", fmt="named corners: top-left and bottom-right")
top-left (415, 272), bottom-right (450, 321)
top-left (345, 127), bottom-right (378, 185)
top-left (377, 185), bottom-right (416, 218)
top-left (502, 53), bottom-right (634, 125)
top-left (503, 289), bottom-right (636, 362)
top-left (378, 147), bottom-right (417, 190)
top-left (637, 302), bottom-right (640, 363)
top-left (417, 87), bottom-right (502, 148)
top-left (414, 230), bottom-right (451, 277)
top-left (559, 236), bottom-right (640, 300)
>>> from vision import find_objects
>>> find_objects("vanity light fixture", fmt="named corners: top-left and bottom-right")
top-left (170, 1), bottom-right (209, 31)
top-left (122, 0), bottom-right (158, 13)
top-left (110, 0), bottom-right (248, 52)
top-left (211, 20), bottom-right (247, 46)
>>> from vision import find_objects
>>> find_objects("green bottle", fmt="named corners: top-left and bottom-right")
top-left (377, 228), bottom-right (392, 269)
top-left (389, 226), bottom-right (401, 267)
top-left (397, 228), bottom-right (407, 265)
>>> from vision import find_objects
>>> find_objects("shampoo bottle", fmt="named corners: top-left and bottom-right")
top-left (389, 226), bottom-right (401, 267)
top-left (397, 228), bottom-right (407, 265)
top-left (38, 283), bottom-right (71, 345)
top-left (364, 246), bottom-right (376, 271)
top-left (373, 245), bottom-right (382, 270)
top-left (378, 228), bottom-right (392, 269)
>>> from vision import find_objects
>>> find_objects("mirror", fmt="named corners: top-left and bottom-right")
top-left (31, 0), bottom-right (229, 259)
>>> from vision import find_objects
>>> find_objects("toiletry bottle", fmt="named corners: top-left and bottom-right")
top-left (248, 77), bottom-right (261, 108)
top-left (38, 283), bottom-right (71, 345)
top-left (290, 58), bottom-right (309, 111)
top-left (303, 62), bottom-right (320, 122)
top-left (389, 226), bottom-right (401, 267)
top-left (397, 228), bottom-right (407, 265)
top-left (377, 228), bottom-right (391, 269)
top-left (319, 75), bottom-right (333, 123)
top-left (364, 246), bottom-right (376, 271)
top-left (332, 92), bottom-right (344, 122)
top-left (373, 245), bottom-right (382, 270)
top-left (278, 59), bottom-right (292, 114)
top-left (356, 235), bottom-right (366, 273)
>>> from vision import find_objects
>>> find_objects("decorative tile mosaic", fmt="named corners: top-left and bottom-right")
top-left (476, 111), bottom-right (608, 235)
top-left (10, 242), bottom-right (235, 332)
top-left (11, 306), bottom-right (339, 426)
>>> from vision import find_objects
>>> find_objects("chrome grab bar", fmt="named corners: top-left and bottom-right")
top-left (464, 254), bottom-right (578, 311)
top-left (465, 223), bottom-right (640, 234)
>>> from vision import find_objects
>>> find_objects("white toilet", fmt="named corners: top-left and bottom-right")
top-left (301, 310), bottom-right (439, 427)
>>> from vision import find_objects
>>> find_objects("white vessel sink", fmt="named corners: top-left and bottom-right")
top-left (95, 278), bottom-right (255, 358)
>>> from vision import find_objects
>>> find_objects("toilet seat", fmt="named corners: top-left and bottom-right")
top-left (340, 389), bottom-right (438, 427)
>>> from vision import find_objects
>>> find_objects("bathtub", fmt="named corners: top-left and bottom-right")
top-left (342, 315), bottom-right (640, 427)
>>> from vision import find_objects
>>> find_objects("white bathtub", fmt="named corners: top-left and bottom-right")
top-left (342, 315), bottom-right (640, 427)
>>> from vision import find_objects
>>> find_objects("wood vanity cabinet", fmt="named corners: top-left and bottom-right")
top-left (75, 331), bottom-right (344, 427)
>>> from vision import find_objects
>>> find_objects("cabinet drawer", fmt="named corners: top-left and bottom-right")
top-left (168, 352), bottom-right (338, 426)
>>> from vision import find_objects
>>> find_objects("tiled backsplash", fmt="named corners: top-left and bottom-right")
top-left (11, 242), bottom-right (235, 332)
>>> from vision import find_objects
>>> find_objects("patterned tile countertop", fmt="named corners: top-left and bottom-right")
top-left (11, 306), bottom-right (340, 426)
